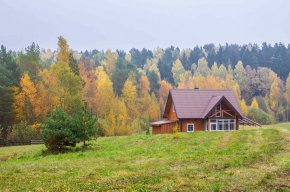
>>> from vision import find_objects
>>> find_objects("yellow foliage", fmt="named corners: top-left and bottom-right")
top-left (148, 93), bottom-right (160, 121)
top-left (122, 78), bottom-right (138, 119)
top-left (57, 36), bottom-right (70, 64)
top-left (158, 80), bottom-right (172, 112)
top-left (172, 123), bottom-right (181, 139)
top-left (240, 99), bottom-right (248, 116)
top-left (95, 66), bottom-right (115, 117)
top-left (139, 75), bottom-right (150, 95)
top-left (250, 97), bottom-right (259, 109)
top-left (101, 50), bottom-right (117, 77)
top-left (13, 73), bottom-right (37, 123)
top-left (285, 73), bottom-right (290, 105)
top-left (268, 77), bottom-right (281, 112)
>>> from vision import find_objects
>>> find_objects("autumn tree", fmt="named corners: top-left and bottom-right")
top-left (240, 99), bottom-right (248, 115)
top-left (13, 73), bottom-right (37, 123)
top-left (122, 78), bottom-right (138, 120)
top-left (211, 62), bottom-right (219, 77)
top-left (101, 50), bottom-right (118, 77)
top-left (158, 80), bottom-right (172, 113)
top-left (57, 36), bottom-right (70, 63)
top-left (268, 77), bottom-right (281, 112)
top-left (69, 52), bottom-right (80, 76)
top-left (234, 61), bottom-right (248, 97)
top-left (138, 75), bottom-right (151, 117)
top-left (37, 36), bottom-right (83, 116)
top-left (285, 73), bottom-right (290, 121)
top-left (172, 59), bottom-right (185, 85)
top-left (148, 93), bottom-right (160, 121)
top-left (216, 64), bottom-right (227, 80)
top-left (251, 97), bottom-right (259, 109)
top-left (144, 58), bottom-right (161, 95)
top-left (194, 58), bottom-right (210, 77)
top-left (95, 66), bottom-right (115, 116)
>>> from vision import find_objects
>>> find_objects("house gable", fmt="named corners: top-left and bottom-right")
top-left (203, 96), bottom-right (243, 119)
top-left (163, 92), bottom-right (177, 120)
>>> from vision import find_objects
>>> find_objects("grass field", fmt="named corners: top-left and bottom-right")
top-left (0, 123), bottom-right (289, 192)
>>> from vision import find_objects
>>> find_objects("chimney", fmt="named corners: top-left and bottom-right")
top-left (194, 87), bottom-right (199, 90)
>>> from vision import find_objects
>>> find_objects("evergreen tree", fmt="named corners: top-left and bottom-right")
top-left (17, 42), bottom-right (41, 81)
top-left (74, 102), bottom-right (97, 147)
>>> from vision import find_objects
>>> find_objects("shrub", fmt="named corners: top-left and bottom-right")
top-left (8, 122), bottom-right (38, 144)
top-left (42, 107), bottom-right (79, 152)
top-left (247, 108), bottom-right (275, 125)
top-left (172, 123), bottom-right (181, 139)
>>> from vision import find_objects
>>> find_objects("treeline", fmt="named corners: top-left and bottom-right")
top-left (1, 37), bottom-right (290, 144)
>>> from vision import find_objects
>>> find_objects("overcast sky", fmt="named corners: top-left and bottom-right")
top-left (1, 0), bottom-right (290, 51)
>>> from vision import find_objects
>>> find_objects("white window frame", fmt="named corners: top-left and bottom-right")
top-left (216, 103), bottom-right (221, 117)
top-left (187, 123), bottom-right (194, 132)
top-left (210, 119), bottom-right (217, 131)
top-left (209, 119), bottom-right (235, 131)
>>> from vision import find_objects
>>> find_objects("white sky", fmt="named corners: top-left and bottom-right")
top-left (1, 0), bottom-right (290, 51)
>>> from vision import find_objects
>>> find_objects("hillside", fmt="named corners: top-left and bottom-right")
top-left (0, 124), bottom-right (289, 191)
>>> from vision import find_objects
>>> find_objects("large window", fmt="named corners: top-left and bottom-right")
top-left (187, 124), bottom-right (194, 132)
top-left (209, 119), bottom-right (235, 131)
top-left (210, 119), bottom-right (217, 130)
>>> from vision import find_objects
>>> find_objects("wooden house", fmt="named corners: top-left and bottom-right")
top-left (151, 89), bottom-right (244, 134)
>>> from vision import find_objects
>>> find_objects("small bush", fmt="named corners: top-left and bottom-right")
top-left (247, 108), bottom-right (275, 125)
top-left (8, 122), bottom-right (38, 144)
top-left (172, 123), bottom-right (181, 139)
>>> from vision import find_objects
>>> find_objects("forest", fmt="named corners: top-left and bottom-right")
top-left (1, 36), bottom-right (290, 145)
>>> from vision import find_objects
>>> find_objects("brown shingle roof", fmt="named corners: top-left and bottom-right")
top-left (168, 89), bottom-right (242, 119)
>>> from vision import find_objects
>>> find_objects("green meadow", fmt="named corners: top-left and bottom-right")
top-left (0, 123), bottom-right (289, 192)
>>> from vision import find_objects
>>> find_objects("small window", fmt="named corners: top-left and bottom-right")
top-left (216, 103), bottom-right (221, 117)
top-left (187, 124), bottom-right (194, 132)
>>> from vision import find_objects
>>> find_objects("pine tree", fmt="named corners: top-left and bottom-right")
top-left (17, 43), bottom-right (41, 81)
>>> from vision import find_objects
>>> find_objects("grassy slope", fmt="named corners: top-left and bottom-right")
top-left (0, 124), bottom-right (289, 192)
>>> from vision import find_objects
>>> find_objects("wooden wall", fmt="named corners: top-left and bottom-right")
top-left (168, 101), bottom-right (177, 120)
top-left (180, 119), bottom-right (205, 132)
top-left (152, 122), bottom-right (177, 134)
